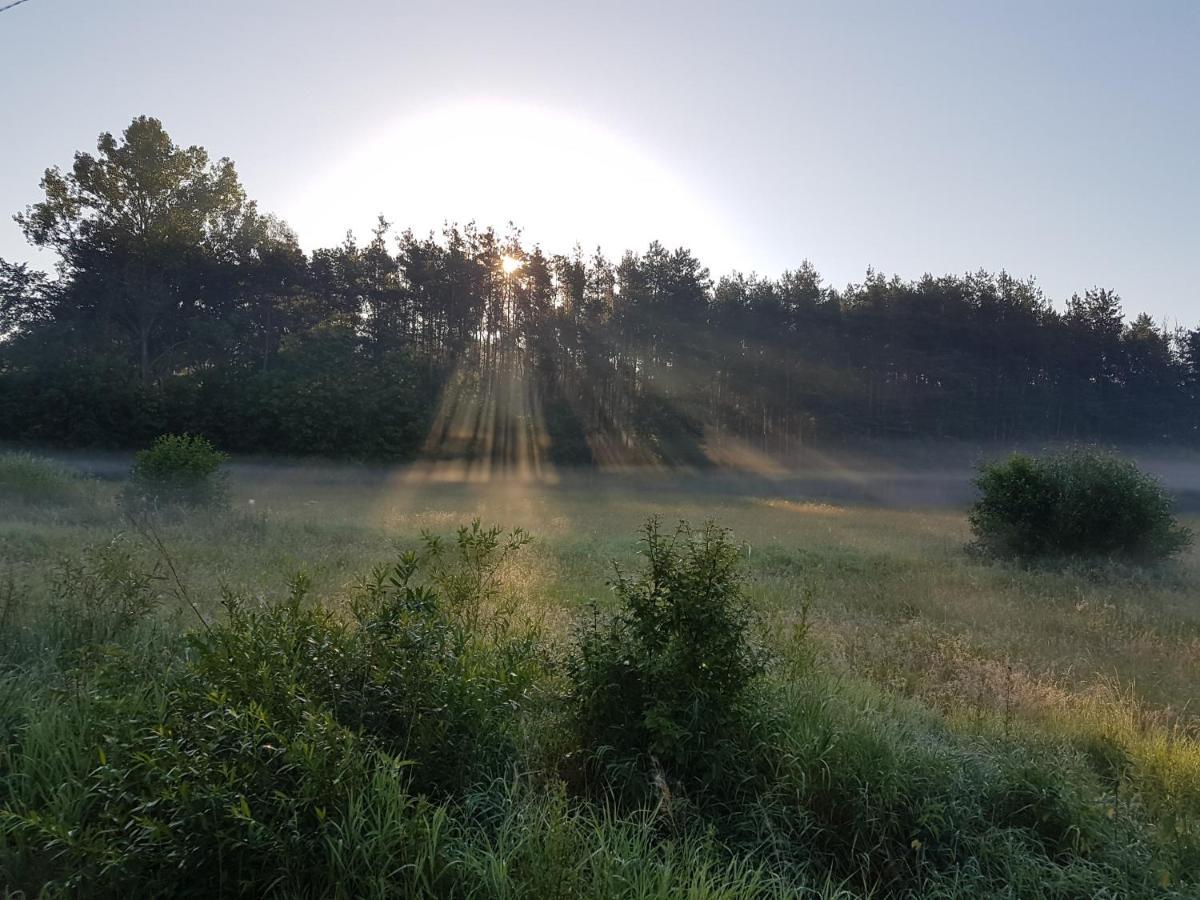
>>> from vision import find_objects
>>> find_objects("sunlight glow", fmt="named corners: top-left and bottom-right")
top-left (284, 98), bottom-right (746, 267)
top-left (501, 254), bottom-right (523, 274)
top-left (406, 357), bottom-right (558, 484)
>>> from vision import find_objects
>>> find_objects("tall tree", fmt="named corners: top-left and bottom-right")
top-left (16, 116), bottom-right (264, 382)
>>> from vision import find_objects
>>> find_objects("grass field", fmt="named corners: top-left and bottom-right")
top-left (2, 452), bottom-right (1199, 897)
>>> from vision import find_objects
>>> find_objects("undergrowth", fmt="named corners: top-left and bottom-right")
top-left (0, 516), bottom-right (1195, 898)
top-left (0, 452), bottom-right (93, 506)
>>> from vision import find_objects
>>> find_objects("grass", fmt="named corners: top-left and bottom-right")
top-left (1, 452), bottom-right (1198, 897)
top-left (0, 453), bottom-right (96, 507)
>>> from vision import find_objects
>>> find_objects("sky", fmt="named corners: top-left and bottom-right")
top-left (1, 0), bottom-right (1197, 321)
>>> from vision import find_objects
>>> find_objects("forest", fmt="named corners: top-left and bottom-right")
top-left (3, 116), bottom-right (1198, 464)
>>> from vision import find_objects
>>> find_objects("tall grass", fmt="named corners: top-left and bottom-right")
top-left (0, 452), bottom-right (93, 506)
top-left (1, 511), bottom-right (1196, 898)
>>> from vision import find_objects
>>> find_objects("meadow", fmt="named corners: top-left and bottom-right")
top-left (2, 451), bottom-right (1198, 898)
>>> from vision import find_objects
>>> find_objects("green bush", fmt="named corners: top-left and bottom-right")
top-left (47, 537), bottom-right (163, 661)
top-left (0, 649), bottom-right (452, 898)
top-left (969, 450), bottom-right (1192, 562)
top-left (195, 522), bottom-right (546, 797)
top-left (126, 433), bottom-right (229, 508)
top-left (0, 523), bottom-right (543, 896)
top-left (568, 518), bottom-right (767, 794)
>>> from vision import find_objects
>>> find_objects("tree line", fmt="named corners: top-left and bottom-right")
top-left (2, 117), bottom-right (1198, 465)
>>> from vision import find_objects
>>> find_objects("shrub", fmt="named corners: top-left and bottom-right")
top-left (4, 518), bottom-right (1194, 899)
top-left (416, 519), bottom-right (532, 627)
top-left (47, 537), bottom-right (163, 660)
top-left (969, 449), bottom-right (1192, 562)
top-left (190, 519), bottom-right (544, 797)
top-left (568, 518), bottom-right (767, 793)
top-left (126, 433), bottom-right (229, 508)
top-left (0, 523), bottom-right (543, 896)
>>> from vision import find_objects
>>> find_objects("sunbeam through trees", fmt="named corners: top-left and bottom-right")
top-left (3, 117), bottom-right (1199, 467)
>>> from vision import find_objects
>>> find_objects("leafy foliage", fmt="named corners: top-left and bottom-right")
top-left (0, 521), bottom-right (545, 896)
top-left (969, 450), bottom-right (1193, 561)
top-left (196, 521), bottom-right (544, 797)
top-left (568, 518), bottom-right (766, 792)
top-left (126, 433), bottom-right (229, 508)
top-left (6, 118), bottom-right (1200, 463)
top-left (47, 536), bottom-right (164, 658)
top-left (1, 517), bottom-right (1196, 898)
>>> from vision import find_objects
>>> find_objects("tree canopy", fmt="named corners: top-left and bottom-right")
top-left (2, 117), bottom-right (1198, 464)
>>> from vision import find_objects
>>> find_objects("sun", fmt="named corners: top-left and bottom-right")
top-left (284, 98), bottom-right (745, 269)
top-left (501, 254), bottom-right (523, 274)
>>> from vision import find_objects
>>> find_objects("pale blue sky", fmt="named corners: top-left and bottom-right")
top-left (1, 0), bottom-right (1197, 321)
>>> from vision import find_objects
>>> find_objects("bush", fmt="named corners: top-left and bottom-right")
top-left (196, 522), bottom-right (545, 797)
top-left (47, 537), bottom-right (163, 661)
top-left (126, 433), bottom-right (229, 508)
top-left (568, 518), bottom-right (767, 794)
top-left (969, 449), bottom-right (1192, 562)
top-left (0, 522), bottom-right (543, 896)
top-left (0, 652), bottom-right (448, 898)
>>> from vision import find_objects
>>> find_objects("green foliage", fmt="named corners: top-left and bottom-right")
top-left (239, 329), bottom-right (440, 459)
top-left (0, 339), bottom-right (441, 461)
top-left (0, 354), bottom-right (155, 448)
top-left (568, 518), bottom-right (766, 792)
top-left (0, 522), bottom-right (547, 897)
top-left (2, 516), bottom-right (1197, 899)
top-left (1, 658), bottom-right (448, 897)
top-left (195, 521), bottom-right (544, 797)
top-left (737, 678), bottom-right (1165, 898)
top-left (448, 782), bottom-right (818, 900)
top-left (127, 433), bottom-right (229, 508)
top-left (969, 449), bottom-right (1193, 562)
top-left (46, 537), bottom-right (164, 660)
top-left (8, 116), bottom-right (1200, 465)
top-left (0, 452), bottom-right (88, 504)
top-left (416, 518), bottom-right (532, 628)
top-left (14, 116), bottom-right (270, 387)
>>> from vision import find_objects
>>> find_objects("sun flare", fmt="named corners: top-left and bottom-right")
top-left (501, 254), bottom-right (523, 274)
top-left (285, 99), bottom-right (744, 267)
